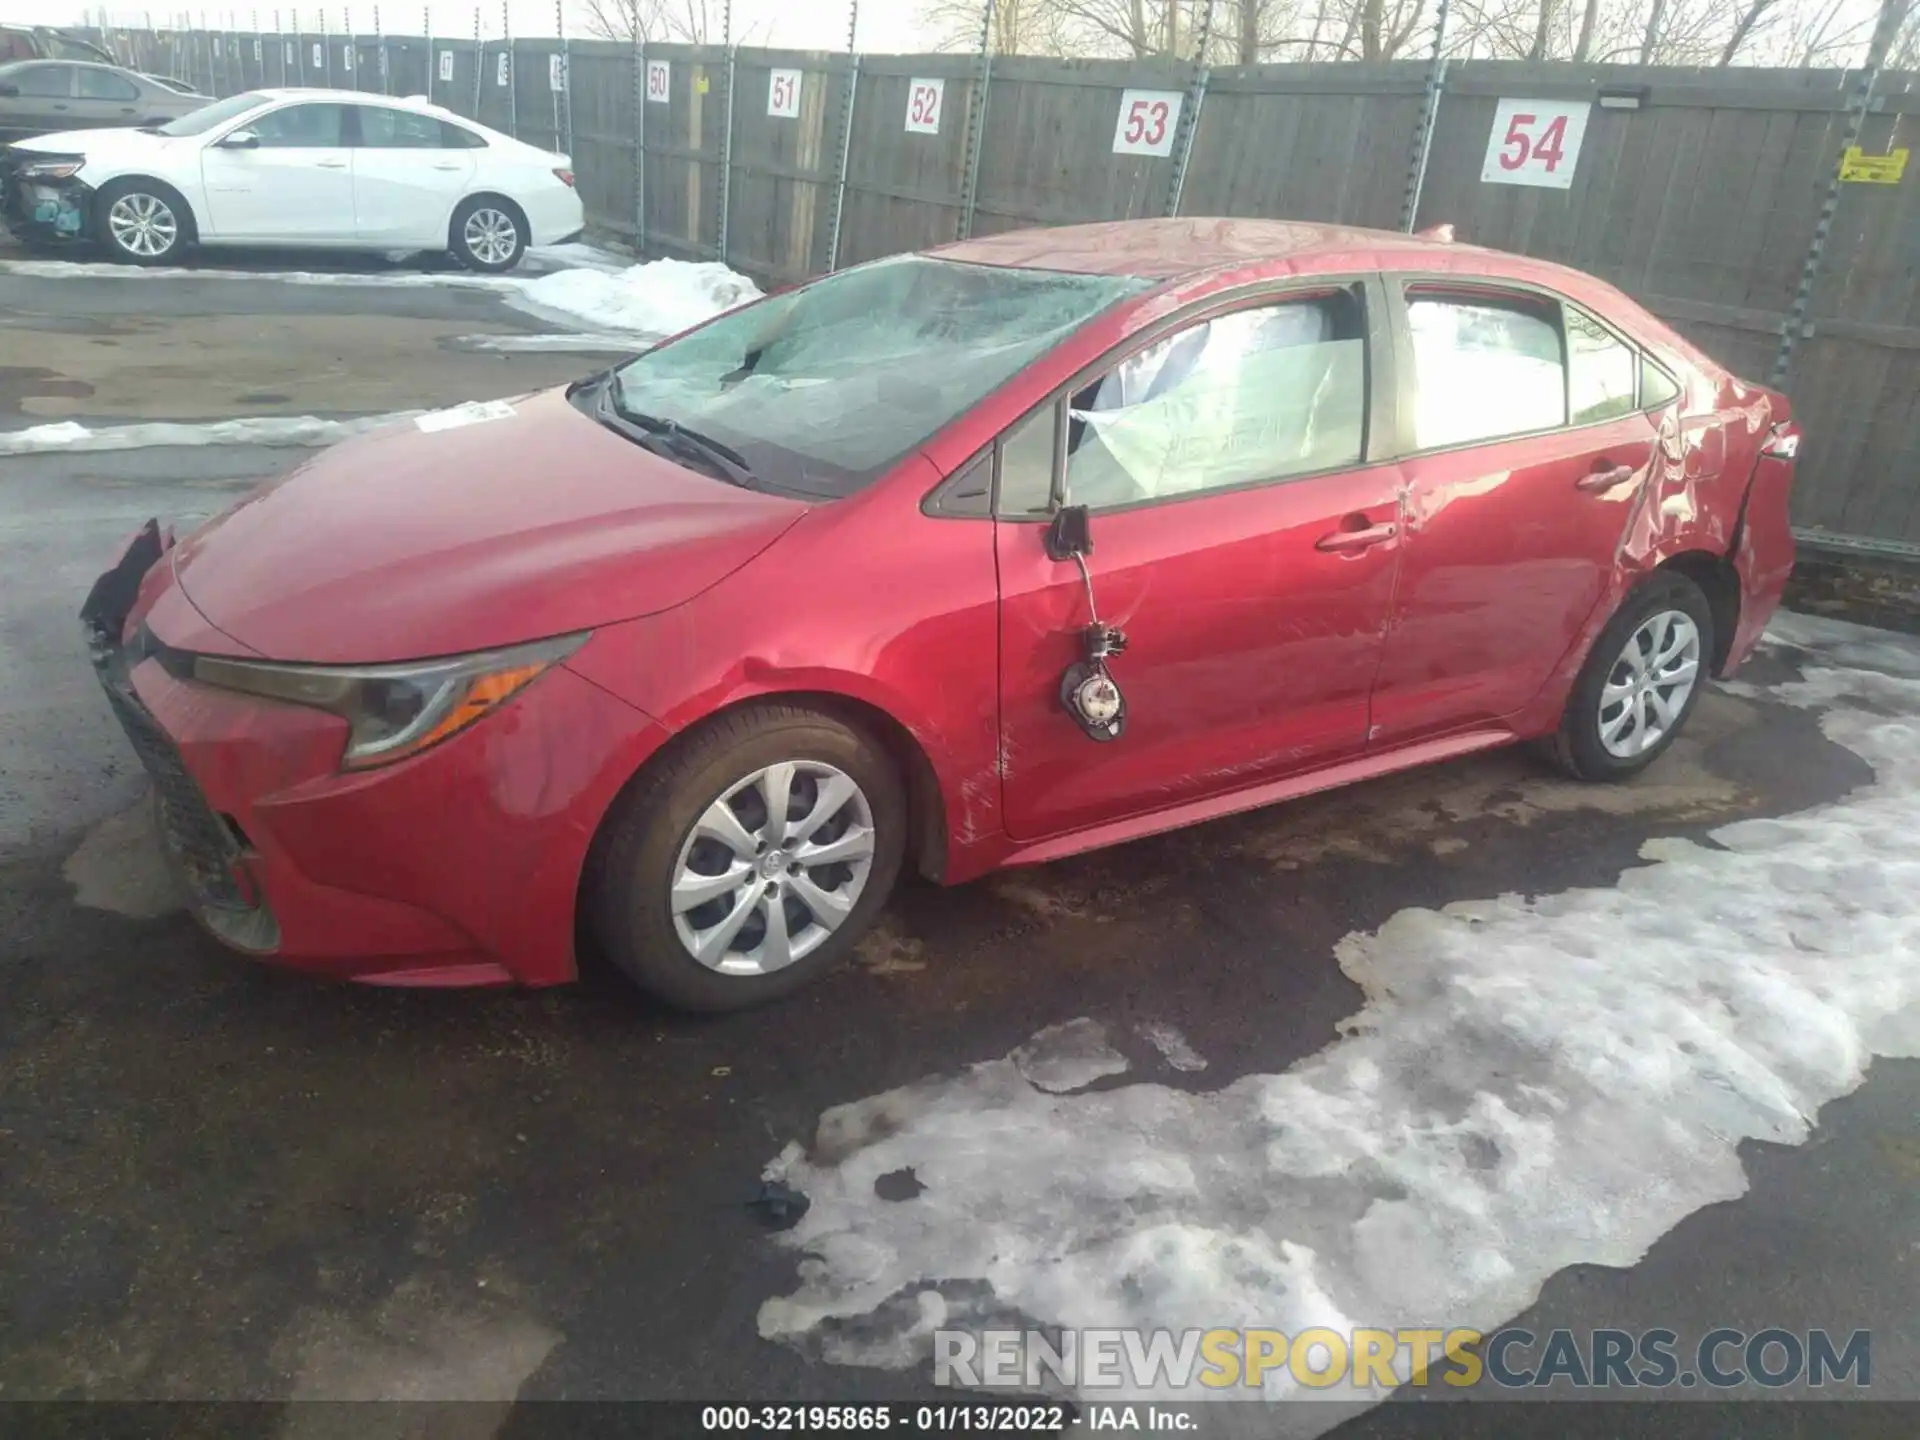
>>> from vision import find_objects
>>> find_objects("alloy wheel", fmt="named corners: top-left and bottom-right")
top-left (462, 207), bottom-right (518, 266)
top-left (108, 193), bottom-right (178, 258)
top-left (670, 761), bottom-right (877, 976)
top-left (1597, 608), bottom-right (1701, 758)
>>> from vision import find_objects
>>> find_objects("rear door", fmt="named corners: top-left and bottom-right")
top-left (71, 65), bottom-right (144, 128)
top-left (198, 100), bottom-right (355, 242)
top-left (1368, 280), bottom-right (1665, 745)
top-left (348, 103), bottom-right (476, 246)
top-left (0, 63), bottom-right (75, 142)
top-left (994, 281), bottom-right (1406, 841)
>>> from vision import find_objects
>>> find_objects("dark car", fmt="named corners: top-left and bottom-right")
top-left (0, 25), bottom-right (118, 66)
top-left (0, 59), bottom-right (206, 144)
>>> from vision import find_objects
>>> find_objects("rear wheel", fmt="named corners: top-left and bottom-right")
top-left (590, 704), bottom-right (906, 1011)
top-left (96, 178), bottom-right (192, 265)
top-left (450, 195), bottom-right (526, 272)
top-left (1549, 571), bottom-right (1714, 781)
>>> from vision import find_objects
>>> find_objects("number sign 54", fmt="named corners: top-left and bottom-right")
top-left (1112, 88), bottom-right (1183, 158)
top-left (1481, 99), bottom-right (1592, 190)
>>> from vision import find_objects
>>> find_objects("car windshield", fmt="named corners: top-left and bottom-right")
top-left (43, 34), bottom-right (110, 61)
top-left (609, 256), bottom-right (1151, 498)
top-left (153, 90), bottom-right (264, 135)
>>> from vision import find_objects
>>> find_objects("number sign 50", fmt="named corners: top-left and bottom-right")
top-left (1112, 88), bottom-right (1183, 157)
top-left (1480, 99), bottom-right (1592, 190)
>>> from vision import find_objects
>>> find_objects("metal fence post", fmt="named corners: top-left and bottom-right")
top-left (423, 6), bottom-right (433, 100)
top-left (554, 0), bottom-right (572, 159)
top-left (296, 8), bottom-right (306, 82)
top-left (321, 10), bottom-right (332, 86)
top-left (1769, 0), bottom-right (1903, 387)
top-left (1400, 0), bottom-right (1450, 231)
top-left (503, 0), bottom-right (516, 137)
top-left (718, 0), bottom-right (736, 263)
top-left (957, 0), bottom-right (994, 240)
top-left (470, 8), bottom-right (482, 116)
top-left (1162, 0), bottom-right (1214, 217)
top-left (376, 6), bottom-right (389, 94)
top-left (633, 30), bottom-right (647, 254)
top-left (825, 1), bottom-right (860, 271)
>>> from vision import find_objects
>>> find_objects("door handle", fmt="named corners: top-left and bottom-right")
top-left (1577, 459), bottom-right (1638, 492)
top-left (430, 162), bottom-right (461, 170)
top-left (1315, 520), bottom-right (1398, 553)
top-left (316, 157), bottom-right (348, 168)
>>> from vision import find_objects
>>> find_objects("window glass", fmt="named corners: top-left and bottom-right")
top-left (1408, 294), bottom-right (1564, 449)
top-left (154, 88), bottom-right (263, 134)
top-left (997, 405), bottom-right (1058, 518)
top-left (357, 104), bottom-right (445, 147)
top-left (11, 63), bottom-right (72, 96)
top-left (610, 256), bottom-right (1148, 498)
top-left (77, 67), bottom-right (138, 100)
top-left (0, 36), bottom-right (36, 62)
top-left (1641, 356), bottom-right (1681, 409)
top-left (1566, 306), bottom-right (1637, 425)
top-left (247, 101), bottom-right (346, 147)
top-left (44, 34), bottom-right (112, 61)
top-left (440, 119), bottom-right (486, 148)
top-left (1060, 292), bottom-right (1367, 509)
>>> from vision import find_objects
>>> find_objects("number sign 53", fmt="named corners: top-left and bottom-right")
top-left (1481, 98), bottom-right (1592, 190)
top-left (1112, 88), bottom-right (1183, 158)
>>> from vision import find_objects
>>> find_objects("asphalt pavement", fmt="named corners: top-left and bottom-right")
top-left (1, 247), bottom-right (1915, 1438)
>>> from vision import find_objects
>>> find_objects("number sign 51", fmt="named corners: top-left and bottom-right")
top-left (1112, 88), bottom-right (1183, 157)
top-left (1481, 98), bottom-right (1592, 190)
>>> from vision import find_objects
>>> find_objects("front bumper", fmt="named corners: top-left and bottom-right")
top-left (80, 522), bottom-right (672, 988)
top-left (0, 148), bottom-right (91, 245)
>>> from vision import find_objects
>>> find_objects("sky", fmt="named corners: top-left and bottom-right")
top-left (10, 0), bottom-right (943, 50)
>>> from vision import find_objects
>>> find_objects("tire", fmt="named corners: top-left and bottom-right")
top-left (94, 177), bottom-right (192, 265)
top-left (449, 195), bottom-right (527, 273)
top-left (1549, 570), bottom-right (1715, 781)
top-left (589, 704), bottom-right (907, 1012)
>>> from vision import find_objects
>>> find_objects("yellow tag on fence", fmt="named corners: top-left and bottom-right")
top-left (1840, 146), bottom-right (1907, 183)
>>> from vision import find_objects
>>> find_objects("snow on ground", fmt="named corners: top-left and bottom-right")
top-left (0, 412), bottom-right (416, 455)
top-left (452, 332), bottom-right (649, 354)
top-left (0, 257), bottom-right (522, 289)
top-left (504, 258), bottom-right (761, 339)
top-left (758, 612), bottom-right (1920, 1426)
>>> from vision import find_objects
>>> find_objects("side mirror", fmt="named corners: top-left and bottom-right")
top-left (219, 127), bottom-right (259, 149)
top-left (1044, 503), bottom-right (1093, 562)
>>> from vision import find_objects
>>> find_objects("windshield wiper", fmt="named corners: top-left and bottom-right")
top-left (599, 388), bottom-right (758, 489)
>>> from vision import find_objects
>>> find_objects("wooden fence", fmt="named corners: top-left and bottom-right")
top-left (83, 28), bottom-right (1920, 554)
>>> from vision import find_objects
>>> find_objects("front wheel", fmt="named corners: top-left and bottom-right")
top-left (96, 179), bottom-right (191, 265)
top-left (449, 196), bottom-right (526, 272)
top-left (590, 705), bottom-right (907, 1012)
top-left (1549, 571), bottom-right (1715, 781)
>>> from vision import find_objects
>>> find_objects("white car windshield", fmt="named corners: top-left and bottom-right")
top-left (609, 256), bottom-right (1150, 498)
top-left (153, 90), bottom-right (264, 135)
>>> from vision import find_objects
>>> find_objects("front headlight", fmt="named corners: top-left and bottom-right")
top-left (19, 155), bottom-right (85, 181)
top-left (189, 632), bottom-right (589, 769)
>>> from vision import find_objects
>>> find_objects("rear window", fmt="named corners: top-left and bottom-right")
top-left (610, 256), bottom-right (1151, 498)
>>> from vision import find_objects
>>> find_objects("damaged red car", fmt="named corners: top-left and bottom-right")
top-left (83, 218), bottom-right (1799, 1011)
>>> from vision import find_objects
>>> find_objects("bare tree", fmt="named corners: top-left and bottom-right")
top-left (581, 0), bottom-right (765, 44)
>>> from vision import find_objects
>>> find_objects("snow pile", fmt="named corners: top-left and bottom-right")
top-left (508, 257), bottom-right (761, 339)
top-left (0, 412), bottom-right (415, 455)
top-left (757, 613), bottom-right (1920, 1422)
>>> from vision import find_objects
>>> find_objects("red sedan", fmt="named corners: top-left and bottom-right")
top-left (83, 218), bottom-right (1799, 1011)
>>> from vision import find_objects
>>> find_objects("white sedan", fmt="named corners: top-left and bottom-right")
top-left (2, 87), bottom-right (583, 270)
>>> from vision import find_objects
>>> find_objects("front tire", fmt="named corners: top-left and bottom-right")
top-left (590, 705), bottom-right (907, 1012)
top-left (95, 178), bottom-right (191, 265)
top-left (1549, 570), bottom-right (1715, 781)
top-left (450, 195), bottom-right (527, 273)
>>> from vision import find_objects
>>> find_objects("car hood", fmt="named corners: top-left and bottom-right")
top-left (12, 125), bottom-right (159, 153)
top-left (171, 387), bottom-right (810, 664)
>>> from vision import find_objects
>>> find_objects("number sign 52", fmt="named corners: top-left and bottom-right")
top-left (1112, 88), bottom-right (1183, 157)
top-left (1481, 99), bottom-right (1592, 190)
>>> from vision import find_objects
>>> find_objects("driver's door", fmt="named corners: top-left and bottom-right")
top-left (198, 100), bottom-right (356, 241)
top-left (994, 282), bottom-right (1406, 842)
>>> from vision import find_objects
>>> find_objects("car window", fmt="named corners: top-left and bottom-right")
top-left (154, 88), bottom-right (266, 135)
top-left (997, 404), bottom-right (1059, 518)
top-left (10, 63), bottom-right (72, 97)
top-left (610, 256), bottom-right (1149, 499)
top-left (43, 34), bottom-right (111, 61)
top-left (356, 104), bottom-right (445, 147)
top-left (1060, 291), bottom-right (1368, 510)
top-left (77, 67), bottom-right (139, 101)
top-left (248, 102), bottom-right (347, 147)
top-left (1641, 356), bottom-right (1681, 409)
top-left (439, 120), bottom-right (486, 148)
top-left (1566, 306), bottom-right (1638, 426)
top-left (1407, 293), bottom-right (1565, 449)
top-left (0, 35), bottom-right (38, 62)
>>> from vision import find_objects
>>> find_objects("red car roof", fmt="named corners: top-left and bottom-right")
top-left (931, 217), bottom-right (1462, 279)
